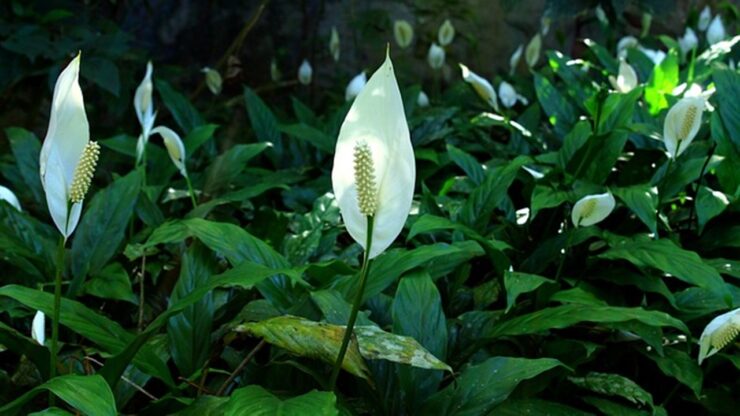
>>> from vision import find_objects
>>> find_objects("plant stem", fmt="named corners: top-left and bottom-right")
top-left (137, 253), bottom-right (147, 331)
top-left (50, 236), bottom-right (65, 403)
top-left (216, 339), bottom-right (266, 396)
top-left (688, 142), bottom-right (716, 231)
top-left (329, 216), bottom-right (374, 390)
top-left (185, 174), bottom-right (198, 208)
top-left (554, 225), bottom-right (575, 282)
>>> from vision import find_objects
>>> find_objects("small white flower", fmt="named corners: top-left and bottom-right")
top-left (595, 5), bottom-right (608, 25)
top-left (329, 26), bottom-right (340, 62)
top-left (608, 60), bottom-right (638, 93)
top-left (427, 43), bottom-right (445, 70)
top-left (525, 34), bottom-right (542, 67)
top-left (393, 20), bottom-right (414, 49)
top-left (0, 185), bottom-right (22, 211)
top-left (639, 46), bottom-right (666, 65)
top-left (32, 311), bottom-right (45, 346)
top-left (509, 44), bottom-right (523, 74)
top-left (698, 6), bottom-right (711, 31)
top-left (345, 71), bottom-right (367, 102)
top-left (571, 192), bottom-right (615, 227)
top-left (134, 61), bottom-right (157, 164)
top-left (698, 308), bottom-right (740, 364)
top-left (417, 90), bottom-right (429, 107)
top-left (498, 81), bottom-right (518, 108)
top-left (460, 63), bottom-right (499, 111)
top-left (616, 36), bottom-right (639, 59)
top-left (150, 126), bottom-right (188, 178)
top-left (438, 19), bottom-right (455, 46)
top-left (298, 60), bottom-right (313, 85)
top-left (201, 67), bottom-right (222, 95)
top-left (678, 27), bottom-right (699, 58)
top-left (706, 15), bottom-right (726, 45)
top-left (663, 96), bottom-right (705, 159)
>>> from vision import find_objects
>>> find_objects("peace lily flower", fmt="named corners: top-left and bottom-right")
top-left (639, 47), bottom-right (666, 65)
top-left (698, 307), bottom-right (740, 364)
top-left (663, 96), bottom-right (705, 159)
top-left (32, 311), bottom-right (45, 346)
top-left (150, 126), bottom-right (188, 178)
top-left (498, 81), bottom-right (518, 108)
top-left (616, 36), bottom-right (639, 58)
top-left (525, 34), bottom-right (542, 67)
top-left (201, 67), bottom-right (223, 95)
top-left (706, 15), bottom-right (726, 45)
top-left (571, 192), bottom-right (615, 227)
top-left (678, 28), bottom-right (699, 59)
top-left (393, 20), bottom-right (414, 49)
top-left (331, 51), bottom-right (415, 259)
top-left (438, 19), bottom-right (455, 46)
top-left (0, 185), bottom-right (21, 211)
top-left (509, 44), bottom-right (523, 74)
top-left (134, 61), bottom-right (157, 164)
top-left (427, 43), bottom-right (445, 69)
top-left (329, 26), bottom-right (340, 62)
top-left (608, 60), bottom-right (638, 93)
top-left (417, 90), bottom-right (429, 107)
top-left (460, 63), bottom-right (499, 111)
top-left (270, 59), bottom-right (282, 82)
top-left (698, 6), bottom-right (712, 32)
top-left (40, 54), bottom-right (100, 239)
top-left (595, 5), bottom-right (608, 26)
top-left (298, 59), bottom-right (312, 85)
top-left (345, 71), bottom-right (367, 102)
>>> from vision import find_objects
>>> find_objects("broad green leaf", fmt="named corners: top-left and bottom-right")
top-left (569, 372), bottom-right (653, 408)
top-left (644, 51), bottom-right (678, 114)
top-left (711, 111), bottom-right (740, 196)
top-left (599, 238), bottom-right (727, 294)
top-left (585, 39), bottom-right (618, 74)
top-left (567, 131), bottom-right (628, 184)
top-left (354, 325), bottom-right (451, 371)
top-left (530, 185), bottom-right (571, 219)
top-left (5, 127), bottom-right (45, 206)
top-left (222, 385), bottom-right (337, 416)
top-left (447, 144), bottom-right (484, 185)
top-left (504, 271), bottom-right (556, 312)
top-left (279, 123), bottom-right (334, 153)
top-left (421, 357), bottom-right (564, 416)
top-left (0, 203), bottom-right (56, 279)
top-left (168, 243), bottom-right (216, 376)
top-left (713, 67), bottom-right (740, 147)
top-left (612, 184), bottom-right (658, 234)
top-left (493, 398), bottom-right (593, 415)
top-left (598, 88), bottom-right (642, 133)
top-left (696, 186), bottom-right (730, 231)
top-left (483, 304), bottom-right (688, 339)
top-left (156, 79), bottom-right (204, 133)
top-left (69, 170), bottom-right (142, 296)
top-left (534, 73), bottom-right (576, 137)
top-left (392, 272), bottom-right (448, 408)
top-left (0, 375), bottom-right (116, 416)
top-left (244, 87), bottom-right (282, 161)
top-left (581, 396), bottom-right (650, 416)
top-left (460, 156), bottom-right (529, 228)
top-left (83, 262), bottom-right (137, 303)
top-left (0, 321), bottom-right (50, 379)
top-left (310, 289), bottom-right (373, 326)
top-left (202, 143), bottom-right (270, 195)
top-left (642, 347), bottom-right (702, 397)
top-left (557, 120), bottom-right (592, 169)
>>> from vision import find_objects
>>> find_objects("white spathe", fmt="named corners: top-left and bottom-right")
top-left (331, 52), bottom-right (415, 259)
top-left (663, 96), bottom-right (705, 159)
top-left (134, 61), bottom-right (157, 164)
top-left (417, 90), bottom-right (429, 107)
top-left (39, 54), bottom-right (90, 239)
top-left (509, 44), bottom-right (523, 74)
top-left (202, 67), bottom-right (223, 95)
top-left (616, 36), bottom-right (639, 59)
top-left (0, 185), bottom-right (22, 211)
top-left (498, 81), bottom-right (518, 108)
top-left (427, 43), bottom-right (445, 69)
top-left (438, 19), bottom-right (455, 46)
top-left (32, 311), bottom-right (45, 346)
top-left (608, 60), bottom-right (638, 93)
top-left (525, 34), bottom-right (542, 67)
top-left (698, 308), bottom-right (740, 364)
top-left (460, 63), bottom-right (499, 111)
top-left (679, 27), bottom-right (699, 58)
top-left (571, 192), bottom-right (615, 227)
top-left (151, 126), bottom-right (188, 178)
top-left (706, 15), bottom-right (726, 45)
top-left (394, 20), bottom-right (414, 49)
top-left (345, 71), bottom-right (367, 102)
top-left (639, 47), bottom-right (666, 65)
top-left (698, 6), bottom-right (711, 31)
top-left (298, 60), bottom-right (313, 85)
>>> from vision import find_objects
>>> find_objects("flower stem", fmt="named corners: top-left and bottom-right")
top-left (329, 216), bottom-right (374, 390)
top-left (555, 225), bottom-right (575, 282)
top-left (50, 236), bottom-right (65, 402)
top-left (185, 174), bottom-right (198, 208)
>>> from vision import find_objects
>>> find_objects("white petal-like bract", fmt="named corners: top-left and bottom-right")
top-left (571, 192), bottom-right (615, 227)
top-left (40, 54), bottom-right (90, 239)
top-left (509, 44), bottom-right (523, 74)
top-left (151, 126), bottom-right (188, 178)
top-left (525, 34), bottom-right (542, 67)
top-left (698, 6), bottom-right (711, 31)
top-left (345, 71), bottom-right (367, 101)
top-left (0, 185), bottom-right (22, 211)
top-left (706, 15), bottom-right (726, 45)
top-left (679, 28), bottom-right (698, 58)
top-left (438, 19), bottom-right (455, 46)
top-left (663, 96), bottom-right (705, 158)
top-left (698, 308), bottom-right (740, 364)
top-left (331, 52), bottom-right (415, 259)
top-left (32, 311), bottom-right (45, 346)
top-left (608, 60), bottom-right (638, 93)
top-left (460, 63), bottom-right (499, 111)
top-left (427, 43), bottom-right (445, 69)
top-left (394, 20), bottom-right (414, 49)
top-left (498, 81), bottom-right (517, 108)
top-left (298, 60), bottom-right (313, 85)
top-left (134, 61), bottom-right (156, 141)
top-left (417, 90), bottom-right (429, 107)
top-left (616, 36), bottom-right (639, 59)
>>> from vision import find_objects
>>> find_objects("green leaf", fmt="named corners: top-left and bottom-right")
top-left (244, 87), bottom-right (282, 160)
top-left (530, 185), bottom-right (571, 219)
top-left (567, 131), bottom-right (628, 184)
top-left (156, 80), bottom-right (204, 133)
top-left (447, 144), bottom-right (484, 185)
top-left (460, 156), bottom-right (528, 228)
top-left (421, 357), bottom-right (564, 416)
top-left (493, 398), bottom-right (593, 415)
top-left (83, 262), bottom-right (137, 303)
top-left (0, 374), bottom-right (116, 416)
top-left (599, 238), bottom-right (727, 294)
top-left (569, 372), bottom-right (653, 408)
top-left (168, 243), bottom-right (217, 376)
top-left (483, 304), bottom-right (688, 339)
top-left (642, 347), bottom-right (702, 397)
top-left (504, 271), bottom-right (556, 312)
top-left (557, 120), bottom-right (592, 169)
top-left (203, 143), bottom-right (270, 195)
top-left (5, 127), bottom-right (45, 206)
top-left (598, 88), bottom-right (643, 133)
top-left (392, 272), bottom-right (448, 408)
top-left (644, 51), bottom-right (679, 115)
top-left (696, 186), bottom-right (730, 231)
top-left (534, 73), bottom-right (577, 137)
top-left (612, 185), bottom-right (658, 234)
top-left (713, 67), bottom-right (740, 147)
top-left (222, 385), bottom-right (337, 416)
top-left (279, 123), bottom-right (334, 153)
top-left (81, 57), bottom-right (120, 96)
top-left (0, 321), bottom-right (50, 380)
top-left (69, 170), bottom-right (142, 296)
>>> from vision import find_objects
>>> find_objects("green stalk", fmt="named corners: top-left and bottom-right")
top-left (329, 216), bottom-right (374, 390)
top-left (554, 224), bottom-right (575, 281)
top-left (185, 173), bottom-right (198, 208)
top-left (49, 236), bottom-right (65, 403)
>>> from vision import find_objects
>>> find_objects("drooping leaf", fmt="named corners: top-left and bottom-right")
top-left (612, 185), bottom-right (658, 234)
top-left (0, 375), bottom-right (116, 416)
top-left (222, 385), bottom-right (337, 416)
top-left (504, 271), bottom-right (556, 312)
top-left (156, 79), bottom-right (204, 133)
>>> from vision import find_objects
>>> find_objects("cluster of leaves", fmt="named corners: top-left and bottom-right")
top-left (1, 1), bottom-right (739, 415)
